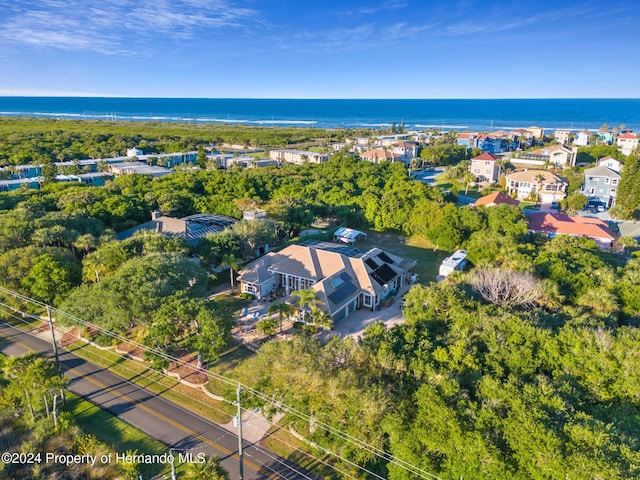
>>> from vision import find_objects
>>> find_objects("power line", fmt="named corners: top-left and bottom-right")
top-left (0, 287), bottom-right (442, 480)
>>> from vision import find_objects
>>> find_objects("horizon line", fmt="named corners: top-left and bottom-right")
top-left (1, 95), bottom-right (640, 101)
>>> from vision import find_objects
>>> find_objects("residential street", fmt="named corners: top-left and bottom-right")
top-left (0, 321), bottom-right (319, 480)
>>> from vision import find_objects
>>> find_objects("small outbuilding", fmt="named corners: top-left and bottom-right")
top-left (333, 227), bottom-right (367, 245)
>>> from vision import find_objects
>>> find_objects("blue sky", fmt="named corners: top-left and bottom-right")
top-left (0, 0), bottom-right (638, 98)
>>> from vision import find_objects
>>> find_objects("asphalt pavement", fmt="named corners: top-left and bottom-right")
top-left (0, 321), bottom-right (319, 480)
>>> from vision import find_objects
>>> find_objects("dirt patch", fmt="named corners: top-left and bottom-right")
top-left (117, 342), bottom-right (145, 359)
top-left (166, 349), bottom-right (208, 385)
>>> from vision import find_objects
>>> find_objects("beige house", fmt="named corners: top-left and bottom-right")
top-left (554, 130), bottom-right (572, 145)
top-left (360, 148), bottom-right (403, 164)
top-left (237, 244), bottom-right (416, 322)
top-left (470, 152), bottom-right (501, 183)
top-left (526, 126), bottom-right (545, 139)
top-left (390, 141), bottom-right (418, 163)
top-left (505, 169), bottom-right (568, 203)
top-left (616, 133), bottom-right (640, 156)
top-left (269, 149), bottom-right (328, 165)
top-left (512, 144), bottom-right (577, 168)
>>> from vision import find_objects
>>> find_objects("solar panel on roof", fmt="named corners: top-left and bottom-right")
top-left (371, 264), bottom-right (397, 286)
top-left (297, 240), bottom-right (363, 258)
top-left (339, 272), bottom-right (352, 282)
top-left (377, 252), bottom-right (393, 264)
top-left (364, 257), bottom-right (378, 269)
top-left (327, 281), bottom-right (358, 305)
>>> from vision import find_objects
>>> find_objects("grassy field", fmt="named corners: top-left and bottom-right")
top-left (205, 344), bottom-right (254, 398)
top-left (357, 230), bottom-right (449, 283)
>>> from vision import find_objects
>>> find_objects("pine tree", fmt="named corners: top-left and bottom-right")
top-left (613, 154), bottom-right (639, 219)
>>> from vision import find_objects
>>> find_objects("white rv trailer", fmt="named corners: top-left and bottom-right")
top-left (438, 250), bottom-right (468, 277)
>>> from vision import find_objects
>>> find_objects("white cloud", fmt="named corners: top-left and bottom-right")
top-left (341, 0), bottom-right (407, 16)
top-left (0, 0), bottom-right (258, 55)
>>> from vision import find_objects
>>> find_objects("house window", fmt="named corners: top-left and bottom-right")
top-left (473, 169), bottom-right (480, 174)
top-left (485, 161), bottom-right (491, 166)
top-left (610, 189), bottom-right (617, 195)
top-left (363, 295), bottom-right (372, 307)
top-left (605, 177), bottom-right (610, 184)
top-left (612, 179), bottom-right (618, 185)
top-left (588, 187), bottom-right (595, 194)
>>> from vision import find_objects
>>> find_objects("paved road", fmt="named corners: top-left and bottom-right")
top-left (0, 322), bottom-right (318, 480)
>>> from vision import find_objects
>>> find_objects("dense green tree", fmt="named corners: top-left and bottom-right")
top-left (562, 192), bottom-right (588, 213)
top-left (22, 251), bottom-right (82, 305)
top-left (61, 253), bottom-right (208, 334)
top-left (611, 154), bottom-right (639, 219)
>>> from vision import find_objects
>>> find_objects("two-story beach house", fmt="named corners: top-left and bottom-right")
top-left (360, 148), bottom-right (403, 164)
top-left (505, 169), bottom-right (568, 204)
top-left (616, 133), bottom-right (640, 156)
top-left (582, 165), bottom-right (620, 208)
top-left (596, 156), bottom-right (623, 173)
top-left (269, 149), bottom-right (329, 165)
top-left (554, 129), bottom-right (572, 145)
top-left (511, 144), bottom-right (577, 169)
top-left (470, 152), bottom-right (501, 183)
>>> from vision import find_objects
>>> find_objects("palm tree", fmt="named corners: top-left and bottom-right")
top-left (292, 288), bottom-right (320, 321)
top-left (534, 173), bottom-right (546, 206)
top-left (577, 287), bottom-right (619, 319)
top-left (184, 456), bottom-right (229, 479)
top-left (221, 253), bottom-right (240, 290)
top-left (268, 302), bottom-right (294, 333)
top-left (309, 306), bottom-right (333, 331)
top-left (463, 170), bottom-right (475, 195)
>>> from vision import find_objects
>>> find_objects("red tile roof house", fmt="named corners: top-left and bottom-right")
top-left (527, 212), bottom-right (616, 249)
top-left (616, 133), bottom-right (640, 156)
top-left (474, 191), bottom-right (520, 207)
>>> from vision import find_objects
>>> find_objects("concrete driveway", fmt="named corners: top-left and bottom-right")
top-left (322, 284), bottom-right (413, 340)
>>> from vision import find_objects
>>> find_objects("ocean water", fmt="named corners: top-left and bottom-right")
top-left (0, 97), bottom-right (638, 132)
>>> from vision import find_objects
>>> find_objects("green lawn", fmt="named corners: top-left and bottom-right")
top-left (205, 344), bottom-right (254, 398)
top-left (356, 230), bottom-right (449, 283)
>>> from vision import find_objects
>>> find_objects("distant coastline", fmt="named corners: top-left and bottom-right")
top-left (0, 97), bottom-right (639, 132)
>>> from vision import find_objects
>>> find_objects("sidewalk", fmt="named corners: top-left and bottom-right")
top-left (220, 410), bottom-right (284, 444)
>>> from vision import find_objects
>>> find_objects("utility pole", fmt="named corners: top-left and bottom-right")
top-left (170, 448), bottom-right (176, 480)
top-left (46, 305), bottom-right (59, 369)
top-left (237, 384), bottom-right (244, 480)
